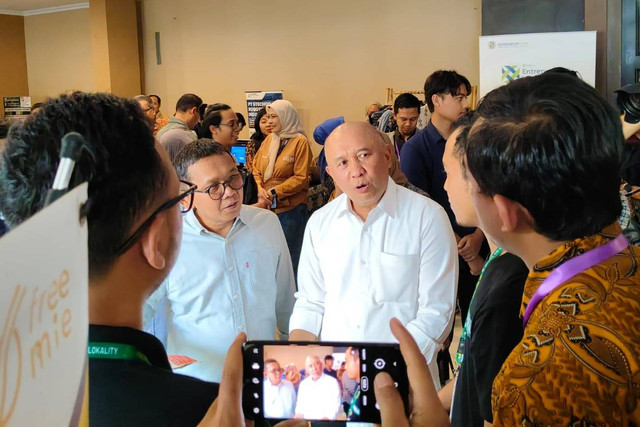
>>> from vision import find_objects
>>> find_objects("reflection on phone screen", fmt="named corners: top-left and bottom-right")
top-left (262, 345), bottom-right (362, 421)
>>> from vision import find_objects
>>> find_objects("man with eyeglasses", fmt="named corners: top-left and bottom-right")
top-left (134, 94), bottom-right (157, 128)
top-left (144, 139), bottom-right (296, 383)
top-left (0, 92), bottom-right (218, 426)
top-left (264, 358), bottom-right (296, 419)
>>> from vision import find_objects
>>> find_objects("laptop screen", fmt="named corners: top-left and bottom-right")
top-left (230, 145), bottom-right (247, 165)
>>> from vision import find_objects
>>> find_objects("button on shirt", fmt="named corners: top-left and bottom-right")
top-left (144, 205), bottom-right (296, 382)
top-left (289, 178), bottom-right (458, 385)
top-left (264, 379), bottom-right (297, 419)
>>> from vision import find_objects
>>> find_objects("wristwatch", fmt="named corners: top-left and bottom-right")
top-left (270, 189), bottom-right (278, 209)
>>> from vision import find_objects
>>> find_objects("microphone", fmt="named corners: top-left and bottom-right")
top-left (44, 132), bottom-right (85, 207)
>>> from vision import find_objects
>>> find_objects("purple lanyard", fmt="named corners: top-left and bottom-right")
top-left (522, 234), bottom-right (629, 327)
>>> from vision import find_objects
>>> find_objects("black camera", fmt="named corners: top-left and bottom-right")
top-left (615, 83), bottom-right (640, 124)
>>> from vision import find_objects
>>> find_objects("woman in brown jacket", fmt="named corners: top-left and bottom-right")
top-left (253, 99), bottom-right (312, 276)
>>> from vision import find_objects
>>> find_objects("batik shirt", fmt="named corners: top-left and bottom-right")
top-left (492, 224), bottom-right (640, 426)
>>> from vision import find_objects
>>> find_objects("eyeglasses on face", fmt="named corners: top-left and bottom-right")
top-left (114, 180), bottom-right (196, 255)
top-left (194, 172), bottom-right (244, 200)
top-left (218, 121), bottom-right (243, 130)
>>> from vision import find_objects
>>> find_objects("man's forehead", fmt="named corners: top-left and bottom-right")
top-left (325, 123), bottom-right (382, 152)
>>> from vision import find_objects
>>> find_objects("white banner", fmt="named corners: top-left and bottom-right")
top-left (479, 31), bottom-right (597, 98)
top-left (0, 184), bottom-right (89, 426)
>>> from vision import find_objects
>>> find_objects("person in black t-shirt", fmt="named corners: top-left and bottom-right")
top-left (438, 116), bottom-right (528, 426)
top-left (0, 93), bottom-right (218, 427)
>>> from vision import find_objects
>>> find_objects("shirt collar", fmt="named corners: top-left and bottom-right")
top-left (426, 120), bottom-right (446, 144)
top-left (89, 324), bottom-right (171, 370)
top-left (183, 208), bottom-right (246, 237)
top-left (520, 223), bottom-right (623, 317)
top-left (337, 176), bottom-right (397, 220)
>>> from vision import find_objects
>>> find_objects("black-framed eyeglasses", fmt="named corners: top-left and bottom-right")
top-left (194, 172), bottom-right (244, 200)
top-left (218, 121), bottom-right (243, 130)
top-left (114, 180), bottom-right (196, 256)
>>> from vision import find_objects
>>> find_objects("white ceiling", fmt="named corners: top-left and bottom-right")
top-left (0, 0), bottom-right (86, 13)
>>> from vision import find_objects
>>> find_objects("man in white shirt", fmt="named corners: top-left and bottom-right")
top-left (144, 139), bottom-right (296, 382)
top-left (289, 122), bottom-right (458, 389)
top-left (263, 359), bottom-right (296, 419)
top-left (294, 356), bottom-right (341, 420)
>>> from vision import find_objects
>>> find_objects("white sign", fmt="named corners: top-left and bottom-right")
top-left (0, 184), bottom-right (89, 426)
top-left (479, 31), bottom-right (597, 98)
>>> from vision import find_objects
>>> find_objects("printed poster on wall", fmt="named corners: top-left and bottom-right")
top-left (479, 31), bottom-right (597, 98)
top-left (0, 184), bottom-right (89, 426)
top-left (245, 90), bottom-right (283, 130)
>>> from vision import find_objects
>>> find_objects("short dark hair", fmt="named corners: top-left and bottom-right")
top-left (175, 93), bottom-right (203, 113)
top-left (250, 107), bottom-right (268, 146)
top-left (452, 112), bottom-right (478, 179)
top-left (466, 73), bottom-right (623, 241)
top-left (173, 138), bottom-right (233, 180)
top-left (544, 67), bottom-right (580, 78)
top-left (236, 112), bottom-right (246, 127)
top-left (0, 92), bottom-right (167, 279)
top-left (324, 355), bottom-right (334, 362)
top-left (198, 103), bottom-right (209, 119)
top-left (264, 358), bottom-right (280, 368)
top-left (424, 70), bottom-right (471, 113)
top-left (393, 93), bottom-right (421, 114)
top-left (199, 103), bottom-right (232, 139)
top-left (149, 94), bottom-right (161, 106)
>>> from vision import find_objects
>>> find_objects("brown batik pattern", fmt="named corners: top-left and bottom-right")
top-left (492, 224), bottom-right (640, 426)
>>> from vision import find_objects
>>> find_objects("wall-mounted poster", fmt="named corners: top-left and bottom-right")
top-left (245, 91), bottom-right (283, 130)
top-left (479, 31), bottom-right (596, 98)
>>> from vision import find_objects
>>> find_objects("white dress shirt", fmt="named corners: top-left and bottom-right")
top-left (295, 373), bottom-right (341, 420)
top-left (264, 379), bottom-right (297, 419)
top-left (289, 178), bottom-right (458, 388)
top-left (144, 205), bottom-right (296, 382)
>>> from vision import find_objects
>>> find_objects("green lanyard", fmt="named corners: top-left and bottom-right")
top-left (87, 342), bottom-right (152, 366)
top-left (455, 247), bottom-right (504, 365)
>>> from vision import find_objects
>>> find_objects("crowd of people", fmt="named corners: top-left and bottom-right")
top-left (1, 67), bottom-right (640, 426)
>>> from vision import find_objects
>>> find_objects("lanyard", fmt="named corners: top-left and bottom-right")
top-left (522, 233), bottom-right (629, 327)
top-left (87, 342), bottom-right (152, 366)
top-left (455, 247), bottom-right (504, 365)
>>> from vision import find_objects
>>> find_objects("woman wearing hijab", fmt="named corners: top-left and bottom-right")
top-left (253, 100), bottom-right (312, 276)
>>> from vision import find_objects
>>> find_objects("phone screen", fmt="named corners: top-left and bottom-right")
top-left (243, 341), bottom-right (408, 423)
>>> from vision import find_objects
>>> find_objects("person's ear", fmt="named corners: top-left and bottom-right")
top-left (431, 94), bottom-right (442, 109)
top-left (209, 124), bottom-right (218, 137)
top-left (325, 165), bottom-right (333, 180)
top-left (139, 214), bottom-right (167, 271)
top-left (493, 194), bottom-right (533, 232)
top-left (383, 143), bottom-right (392, 167)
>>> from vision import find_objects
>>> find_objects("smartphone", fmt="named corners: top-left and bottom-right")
top-left (242, 340), bottom-right (409, 423)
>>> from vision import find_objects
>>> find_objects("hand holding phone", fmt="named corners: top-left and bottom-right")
top-left (374, 318), bottom-right (450, 427)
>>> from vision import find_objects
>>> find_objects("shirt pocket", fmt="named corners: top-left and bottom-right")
top-left (247, 247), bottom-right (279, 291)
top-left (373, 252), bottom-right (419, 303)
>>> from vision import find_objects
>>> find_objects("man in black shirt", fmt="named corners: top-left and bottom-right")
top-left (439, 118), bottom-right (527, 426)
top-left (0, 92), bottom-right (218, 426)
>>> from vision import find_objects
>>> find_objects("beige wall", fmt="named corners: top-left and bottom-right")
top-left (24, 9), bottom-right (94, 103)
top-left (140, 0), bottom-right (482, 146)
top-left (0, 14), bottom-right (29, 117)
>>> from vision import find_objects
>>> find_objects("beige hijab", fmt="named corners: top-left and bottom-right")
top-left (264, 99), bottom-right (306, 181)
